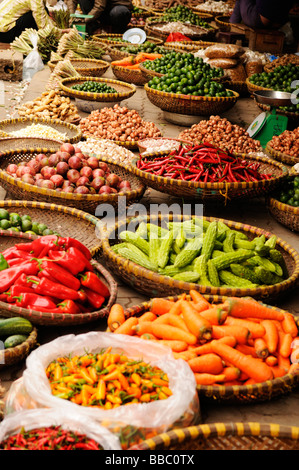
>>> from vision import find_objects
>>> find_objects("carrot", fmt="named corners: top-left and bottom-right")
top-left (167, 297), bottom-right (185, 315)
top-left (138, 311), bottom-right (157, 322)
top-left (222, 366), bottom-right (241, 382)
top-left (181, 300), bottom-right (212, 342)
top-left (243, 378), bottom-right (257, 385)
top-left (278, 331), bottom-right (293, 358)
top-left (277, 353), bottom-right (291, 372)
top-left (150, 298), bottom-right (175, 316)
top-left (111, 56), bottom-right (134, 66)
top-left (151, 322), bottom-right (198, 345)
top-left (194, 373), bottom-right (226, 385)
top-left (133, 321), bottom-right (154, 336)
top-left (212, 324), bottom-right (250, 344)
top-left (191, 336), bottom-right (237, 355)
top-left (265, 355), bottom-right (278, 367)
top-left (198, 305), bottom-right (228, 325)
top-left (107, 304), bottom-right (126, 332)
top-left (224, 316), bottom-right (265, 338)
top-left (253, 337), bottom-right (269, 359)
top-left (188, 353), bottom-right (223, 374)
top-left (173, 350), bottom-right (197, 361)
top-left (260, 319), bottom-right (278, 354)
top-left (113, 316), bottom-right (138, 335)
top-left (140, 333), bottom-right (156, 340)
top-left (281, 312), bottom-right (298, 337)
top-left (211, 340), bottom-right (273, 383)
top-left (157, 339), bottom-right (188, 352)
top-left (236, 344), bottom-right (258, 357)
top-left (224, 297), bottom-right (284, 321)
top-left (153, 312), bottom-right (189, 332)
top-left (270, 366), bottom-right (287, 378)
top-left (189, 290), bottom-right (211, 312)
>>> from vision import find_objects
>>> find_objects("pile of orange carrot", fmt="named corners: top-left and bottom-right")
top-left (107, 291), bottom-right (299, 386)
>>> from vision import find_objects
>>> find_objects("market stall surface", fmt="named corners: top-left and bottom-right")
top-left (0, 65), bottom-right (299, 431)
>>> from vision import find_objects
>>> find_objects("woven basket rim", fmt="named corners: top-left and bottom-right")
top-left (0, 117), bottom-right (81, 141)
top-left (0, 150), bottom-right (145, 202)
top-left (192, 6), bottom-right (234, 16)
top-left (268, 196), bottom-right (299, 216)
top-left (245, 77), bottom-right (271, 92)
top-left (101, 213), bottom-right (299, 299)
top-left (130, 421), bottom-right (299, 450)
top-left (60, 76), bottom-right (136, 101)
top-left (266, 142), bottom-right (299, 165)
top-left (126, 152), bottom-right (289, 192)
top-left (144, 83), bottom-right (239, 103)
top-left (0, 326), bottom-right (38, 367)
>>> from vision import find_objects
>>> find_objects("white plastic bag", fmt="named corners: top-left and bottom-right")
top-left (0, 408), bottom-right (121, 449)
top-left (6, 332), bottom-right (199, 434)
top-left (22, 31), bottom-right (44, 81)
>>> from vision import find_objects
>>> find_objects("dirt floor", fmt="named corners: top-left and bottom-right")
top-left (0, 63), bottom-right (299, 433)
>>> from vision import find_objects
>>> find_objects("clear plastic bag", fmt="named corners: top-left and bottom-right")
top-left (22, 31), bottom-right (44, 81)
top-left (5, 332), bottom-right (199, 435)
top-left (0, 408), bottom-right (121, 449)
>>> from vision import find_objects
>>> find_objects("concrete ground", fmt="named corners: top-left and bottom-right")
top-left (0, 63), bottom-right (299, 435)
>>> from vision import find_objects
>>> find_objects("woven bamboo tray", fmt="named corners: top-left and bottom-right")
top-left (0, 118), bottom-right (81, 144)
top-left (130, 422), bottom-right (299, 450)
top-left (266, 142), bottom-right (299, 166)
top-left (60, 76), bottom-right (136, 103)
top-left (0, 327), bottom-right (37, 369)
top-left (246, 77), bottom-right (270, 95)
top-left (0, 231), bottom-right (117, 326)
top-left (108, 45), bottom-right (132, 61)
top-left (0, 200), bottom-right (101, 255)
top-left (48, 58), bottom-right (110, 76)
top-left (100, 214), bottom-right (299, 301)
top-left (268, 197), bottom-right (299, 232)
top-left (163, 40), bottom-right (218, 52)
top-left (0, 148), bottom-right (146, 214)
top-left (125, 152), bottom-right (289, 201)
top-left (111, 64), bottom-right (149, 86)
top-left (144, 22), bottom-right (216, 42)
top-left (144, 83), bottom-right (239, 116)
top-left (122, 294), bottom-right (299, 403)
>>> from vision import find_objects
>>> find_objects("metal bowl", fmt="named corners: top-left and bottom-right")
top-left (253, 90), bottom-right (293, 107)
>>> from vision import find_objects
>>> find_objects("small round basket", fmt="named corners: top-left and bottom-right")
top-left (108, 45), bottom-right (132, 61)
top-left (266, 142), bottom-right (299, 167)
top-left (48, 58), bottom-right (110, 77)
top-left (100, 214), bottom-right (299, 302)
top-left (138, 62), bottom-right (163, 82)
top-left (60, 76), bottom-right (136, 102)
top-left (0, 148), bottom-right (146, 214)
top-left (267, 196), bottom-right (299, 232)
top-left (0, 326), bottom-right (37, 369)
top-left (144, 83), bottom-right (239, 116)
top-left (0, 199), bottom-right (102, 254)
top-left (246, 77), bottom-right (270, 95)
top-left (111, 64), bottom-right (149, 86)
top-left (0, 231), bottom-right (117, 326)
top-left (0, 117), bottom-right (81, 144)
top-left (122, 294), bottom-right (299, 404)
top-left (130, 422), bottom-right (299, 450)
top-left (125, 152), bottom-right (289, 201)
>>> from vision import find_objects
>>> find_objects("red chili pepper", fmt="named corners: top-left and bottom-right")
top-left (0, 261), bottom-right (38, 294)
top-left (34, 277), bottom-right (81, 301)
top-left (15, 293), bottom-right (57, 309)
top-left (80, 271), bottom-right (110, 297)
top-left (39, 259), bottom-right (81, 290)
top-left (82, 287), bottom-right (105, 310)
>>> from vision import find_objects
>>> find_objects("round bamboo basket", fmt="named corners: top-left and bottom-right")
top-left (144, 22), bottom-right (217, 42)
top-left (163, 40), bottom-right (218, 52)
top-left (48, 58), bottom-right (110, 76)
top-left (268, 197), bottom-right (299, 232)
top-left (0, 200), bottom-right (101, 255)
top-left (144, 83), bottom-right (239, 116)
top-left (139, 63), bottom-right (163, 82)
top-left (122, 294), bottom-right (299, 403)
top-left (125, 152), bottom-right (289, 201)
top-left (100, 214), bottom-right (299, 301)
top-left (266, 142), bottom-right (299, 167)
top-left (60, 76), bottom-right (136, 102)
top-left (0, 231), bottom-right (117, 326)
top-left (108, 45), bottom-right (132, 61)
top-left (111, 64), bottom-right (149, 86)
top-left (130, 422), bottom-right (299, 450)
top-left (0, 148), bottom-right (146, 214)
top-left (246, 77), bottom-right (270, 95)
top-left (0, 326), bottom-right (37, 369)
top-left (0, 118), bottom-right (81, 144)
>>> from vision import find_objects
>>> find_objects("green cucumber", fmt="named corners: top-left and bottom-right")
top-left (0, 317), bottom-right (33, 336)
top-left (4, 334), bottom-right (29, 349)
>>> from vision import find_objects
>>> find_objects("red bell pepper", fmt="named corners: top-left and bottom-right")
top-left (166, 32), bottom-right (191, 42)
top-left (80, 271), bottom-right (110, 298)
top-left (15, 293), bottom-right (57, 310)
top-left (47, 250), bottom-right (86, 276)
top-left (39, 260), bottom-right (81, 290)
top-left (34, 277), bottom-right (81, 301)
top-left (2, 248), bottom-right (33, 261)
top-left (14, 235), bottom-right (67, 256)
top-left (37, 270), bottom-right (58, 283)
top-left (82, 287), bottom-right (105, 310)
top-left (14, 274), bottom-right (40, 289)
top-left (58, 300), bottom-right (81, 314)
top-left (0, 261), bottom-right (38, 294)
top-left (5, 285), bottom-right (36, 303)
top-left (63, 237), bottom-right (92, 261)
